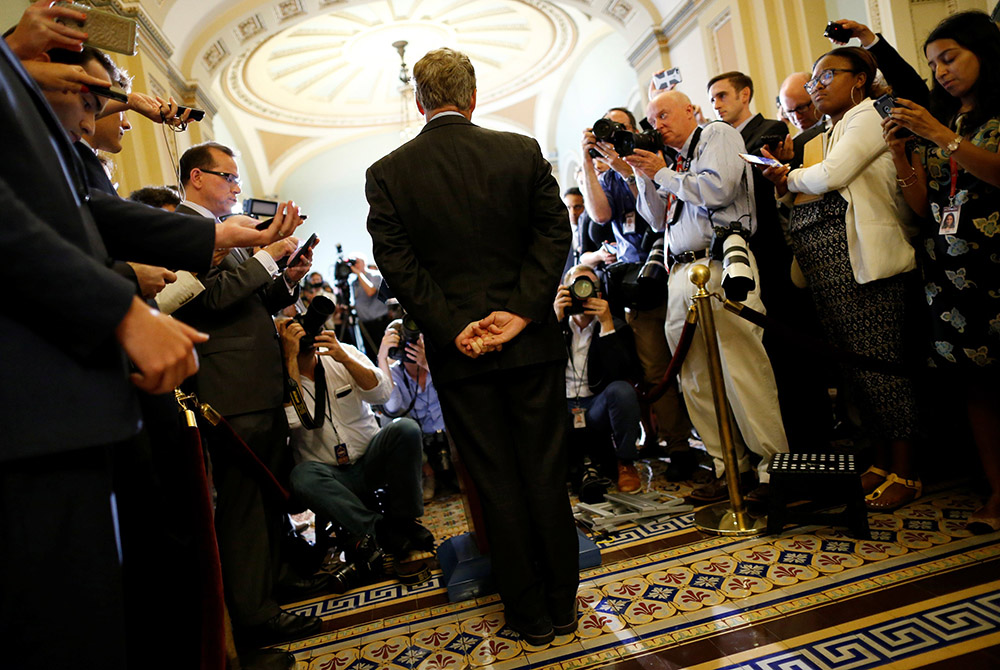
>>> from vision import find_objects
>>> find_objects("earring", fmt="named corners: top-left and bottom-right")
top-left (850, 87), bottom-right (860, 105)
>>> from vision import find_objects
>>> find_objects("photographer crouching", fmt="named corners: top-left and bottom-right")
top-left (557, 265), bottom-right (643, 495)
top-left (278, 303), bottom-right (432, 591)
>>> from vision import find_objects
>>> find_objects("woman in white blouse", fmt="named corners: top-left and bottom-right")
top-left (761, 47), bottom-right (921, 511)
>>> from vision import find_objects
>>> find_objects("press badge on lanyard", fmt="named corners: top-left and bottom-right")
top-left (572, 407), bottom-right (586, 429)
top-left (623, 211), bottom-right (636, 234)
top-left (939, 157), bottom-right (961, 235)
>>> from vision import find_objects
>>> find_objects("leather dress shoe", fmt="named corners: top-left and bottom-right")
top-left (241, 648), bottom-right (296, 670)
top-left (276, 572), bottom-right (331, 603)
top-left (248, 610), bottom-right (322, 645)
top-left (617, 461), bottom-right (641, 493)
top-left (505, 613), bottom-right (554, 647)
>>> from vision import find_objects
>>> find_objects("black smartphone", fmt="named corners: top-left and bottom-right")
top-left (823, 21), bottom-right (852, 43)
top-left (873, 94), bottom-right (912, 138)
top-left (88, 85), bottom-right (129, 104)
top-left (282, 233), bottom-right (319, 270)
top-left (176, 106), bottom-right (206, 122)
top-left (254, 214), bottom-right (308, 230)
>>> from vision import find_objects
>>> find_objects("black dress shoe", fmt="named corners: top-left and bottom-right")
top-left (248, 610), bottom-right (322, 645)
top-left (505, 613), bottom-right (554, 646)
top-left (399, 519), bottom-right (435, 552)
top-left (276, 572), bottom-right (331, 602)
top-left (241, 648), bottom-right (296, 670)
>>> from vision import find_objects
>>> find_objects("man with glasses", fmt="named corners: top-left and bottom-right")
top-left (777, 72), bottom-right (825, 169)
top-left (174, 141), bottom-right (324, 648)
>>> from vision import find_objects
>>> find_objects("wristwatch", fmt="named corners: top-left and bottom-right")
top-left (942, 135), bottom-right (963, 157)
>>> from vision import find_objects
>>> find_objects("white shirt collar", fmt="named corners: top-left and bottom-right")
top-left (180, 199), bottom-right (218, 221)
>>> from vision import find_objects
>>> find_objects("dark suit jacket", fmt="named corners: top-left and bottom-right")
top-left (0, 40), bottom-right (215, 460)
top-left (74, 141), bottom-right (117, 196)
top-left (562, 316), bottom-right (639, 396)
top-left (173, 204), bottom-right (298, 417)
top-left (740, 114), bottom-right (795, 312)
top-left (366, 114), bottom-right (571, 384)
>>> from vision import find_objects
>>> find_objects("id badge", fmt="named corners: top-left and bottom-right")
top-left (572, 407), bottom-right (586, 429)
top-left (334, 443), bottom-right (350, 466)
top-left (939, 205), bottom-right (960, 235)
top-left (623, 211), bottom-right (636, 234)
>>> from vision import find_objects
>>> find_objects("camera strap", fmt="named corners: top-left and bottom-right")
top-left (287, 360), bottom-right (327, 430)
top-left (665, 126), bottom-right (703, 228)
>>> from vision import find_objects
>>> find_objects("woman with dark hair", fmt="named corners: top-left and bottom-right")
top-left (762, 46), bottom-right (921, 510)
top-left (883, 11), bottom-right (1000, 532)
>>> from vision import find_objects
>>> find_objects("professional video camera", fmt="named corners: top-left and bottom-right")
top-left (294, 294), bottom-right (335, 350)
top-left (591, 117), bottom-right (661, 158)
top-left (711, 223), bottom-right (755, 302)
top-left (242, 197), bottom-right (280, 218)
top-left (333, 243), bottom-right (360, 282)
top-left (387, 313), bottom-right (421, 362)
top-left (565, 274), bottom-right (598, 316)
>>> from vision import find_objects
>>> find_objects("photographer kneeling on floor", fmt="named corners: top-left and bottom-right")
top-left (278, 315), bottom-right (432, 591)
top-left (557, 264), bottom-right (643, 495)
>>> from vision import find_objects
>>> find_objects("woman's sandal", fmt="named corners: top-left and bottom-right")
top-left (861, 466), bottom-right (890, 495)
top-left (865, 473), bottom-right (922, 511)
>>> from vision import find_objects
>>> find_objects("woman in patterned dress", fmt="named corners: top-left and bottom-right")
top-left (882, 11), bottom-right (1000, 532)
top-left (760, 47), bottom-right (922, 511)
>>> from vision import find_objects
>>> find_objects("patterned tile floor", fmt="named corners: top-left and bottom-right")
top-left (278, 461), bottom-right (1000, 670)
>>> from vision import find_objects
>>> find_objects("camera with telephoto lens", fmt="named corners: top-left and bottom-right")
top-left (710, 223), bottom-right (756, 302)
top-left (589, 118), bottom-right (627, 158)
top-left (637, 236), bottom-right (668, 291)
top-left (294, 294), bottom-right (335, 350)
top-left (565, 275), bottom-right (598, 316)
top-left (333, 243), bottom-right (360, 282)
top-left (387, 314), bottom-right (421, 362)
top-left (329, 534), bottom-right (385, 594)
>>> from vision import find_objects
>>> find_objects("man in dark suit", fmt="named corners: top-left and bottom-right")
top-left (171, 141), bottom-right (322, 646)
top-left (0, 32), bottom-right (301, 668)
top-left (366, 48), bottom-right (576, 646)
top-left (705, 70), bottom-right (830, 458)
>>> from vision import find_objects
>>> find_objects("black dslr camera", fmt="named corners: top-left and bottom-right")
top-left (387, 313), bottom-right (421, 362)
top-left (565, 275), bottom-right (598, 316)
top-left (333, 243), bottom-right (360, 282)
top-left (590, 117), bottom-right (661, 158)
top-left (294, 294), bottom-right (335, 350)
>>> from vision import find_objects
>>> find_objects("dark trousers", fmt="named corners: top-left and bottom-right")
top-left (568, 380), bottom-right (641, 460)
top-left (0, 446), bottom-right (125, 670)
top-left (436, 361), bottom-right (579, 622)
top-left (211, 407), bottom-right (289, 628)
top-left (290, 418), bottom-right (424, 538)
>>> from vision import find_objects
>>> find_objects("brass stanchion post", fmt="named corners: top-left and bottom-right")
top-left (687, 263), bottom-right (767, 536)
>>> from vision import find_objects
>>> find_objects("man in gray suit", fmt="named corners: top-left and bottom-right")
top-left (173, 141), bottom-right (321, 645)
top-left (366, 48), bottom-right (576, 646)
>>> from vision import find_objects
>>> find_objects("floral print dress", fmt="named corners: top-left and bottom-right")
top-left (919, 115), bottom-right (1000, 371)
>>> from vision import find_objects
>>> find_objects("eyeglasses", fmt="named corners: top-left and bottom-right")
top-left (804, 68), bottom-right (857, 94)
top-left (199, 169), bottom-right (241, 187)
top-left (782, 100), bottom-right (815, 116)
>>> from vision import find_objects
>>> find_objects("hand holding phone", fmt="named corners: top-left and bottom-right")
top-left (739, 153), bottom-right (784, 168)
top-left (873, 94), bottom-right (912, 138)
top-left (823, 21), bottom-right (852, 43)
top-left (280, 233), bottom-right (319, 271)
top-left (652, 67), bottom-right (683, 91)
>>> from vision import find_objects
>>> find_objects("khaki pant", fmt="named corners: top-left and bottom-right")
top-left (665, 256), bottom-right (788, 482)
top-left (626, 303), bottom-right (691, 451)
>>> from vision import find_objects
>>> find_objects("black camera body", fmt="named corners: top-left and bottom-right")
top-left (823, 21), bottom-right (852, 43)
top-left (333, 243), bottom-right (359, 282)
top-left (294, 294), bottom-right (335, 350)
top-left (565, 275), bottom-right (598, 316)
top-left (387, 313), bottom-right (421, 362)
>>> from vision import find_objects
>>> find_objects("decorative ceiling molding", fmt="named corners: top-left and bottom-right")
top-left (218, 0), bottom-right (578, 128)
top-left (605, 0), bottom-right (634, 25)
top-left (275, 0), bottom-right (307, 22)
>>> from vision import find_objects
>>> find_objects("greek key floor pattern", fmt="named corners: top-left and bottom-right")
top-left (279, 485), bottom-right (1000, 669)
